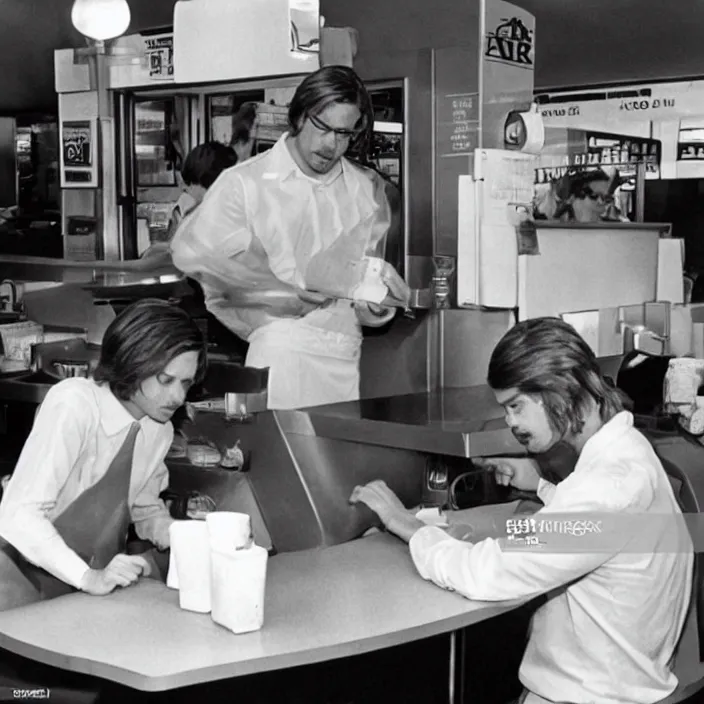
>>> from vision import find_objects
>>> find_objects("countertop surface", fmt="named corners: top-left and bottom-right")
top-left (307, 386), bottom-right (506, 431)
top-left (0, 254), bottom-right (183, 290)
top-left (0, 532), bottom-right (526, 692)
top-left (534, 220), bottom-right (671, 231)
top-left (285, 387), bottom-right (524, 458)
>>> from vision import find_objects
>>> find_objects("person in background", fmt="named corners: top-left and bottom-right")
top-left (231, 101), bottom-right (259, 162)
top-left (0, 298), bottom-right (206, 611)
top-left (535, 168), bottom-right (628, 223)
top-left (351, 317), bottom-right (692, 704)
top-left (163, 141), bottom-right (240, 244)
top-left (171, 65), bottom-right (409, 410)
top-left (109, 142), bottom-right (238, 273)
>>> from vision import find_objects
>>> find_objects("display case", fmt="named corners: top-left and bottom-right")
top-left (134, 99), bottom-right (178, 187)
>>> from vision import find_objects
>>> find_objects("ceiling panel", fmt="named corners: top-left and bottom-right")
top-left (0, 0), bottom-right (702, 113)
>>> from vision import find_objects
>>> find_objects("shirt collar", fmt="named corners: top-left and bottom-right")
top-left (94, 381), bottom-right (145, 437)
top-left (577, 410), bottom-right (634, 466)
top-left (267, 133), bottom-right (345, 187)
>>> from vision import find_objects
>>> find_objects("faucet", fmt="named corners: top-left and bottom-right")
top-left (0, 280), bottom-right (17, 313)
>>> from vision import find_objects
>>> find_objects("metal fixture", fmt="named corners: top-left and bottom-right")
top-left (0, 280), bottom-right (17, 313)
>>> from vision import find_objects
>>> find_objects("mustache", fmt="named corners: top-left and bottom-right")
top-left (512, 430), bottom-right (532, 443)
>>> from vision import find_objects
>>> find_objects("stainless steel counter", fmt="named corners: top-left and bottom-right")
top-left (1, 254), bottom-right (189, 299)
top-left (178, 386), bottom-right (522, 555)
top-left (283, 386), bottom-right (523, 458)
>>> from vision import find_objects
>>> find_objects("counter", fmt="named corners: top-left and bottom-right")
top-left (289, 386), bottom-right (523, 458)
top-left (0, 531), bottom-right (526, 692)
top-left (0, 254), bottom-right (189, 299)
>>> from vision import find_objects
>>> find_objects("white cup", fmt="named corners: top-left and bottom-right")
top-left (210, 545), bottom-right (268, 634)
top-left (206, 512), bottom-right (253, 554)
top-left (169, 521), bottom-right (211, 613)
top-left (166, 548), bottom-right (179, 590)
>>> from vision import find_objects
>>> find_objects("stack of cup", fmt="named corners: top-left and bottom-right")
top-left (167, 512), bottom-right (268, 634)
top-left (168, 520), bottom-right (212, 613)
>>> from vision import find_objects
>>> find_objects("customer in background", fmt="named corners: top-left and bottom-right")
top-left (0, 298), bottom-right (206, 611)
top-left (230, 101), bottom-right (259, 162)
top-left (109, 141), bottom-right (238, 273)
top-left (163, 141), bottom-right (239, 243)
top-left (351, 317), bottom-right (692, 704)
top-left (171, 65), bottom-right (409, 410)
top-left (534, 168), bottom-right (628, 223)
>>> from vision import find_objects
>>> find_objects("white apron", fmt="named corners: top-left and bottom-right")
top-left (246, 316), bottom-right (361, 410)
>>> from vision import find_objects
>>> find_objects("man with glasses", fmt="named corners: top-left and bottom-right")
top-left (172, 65), bottom-right (408, 410)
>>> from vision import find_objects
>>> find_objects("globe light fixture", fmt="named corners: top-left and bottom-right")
top-left (71, 0), bottom-right (131, 42)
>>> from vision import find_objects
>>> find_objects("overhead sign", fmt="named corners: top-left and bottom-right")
top-left (485, 16), bottom-right (534, 69)
top-left (536, 80), bottom-right (704, 128)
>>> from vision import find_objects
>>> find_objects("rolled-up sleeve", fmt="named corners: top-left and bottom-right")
top-left (0, 391), bottom-right (92, 589)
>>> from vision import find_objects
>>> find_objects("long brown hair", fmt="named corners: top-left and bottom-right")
top-left (93, 299), bottom-right (207, 400)
top-left (488, 317), bottom-right (625, 437)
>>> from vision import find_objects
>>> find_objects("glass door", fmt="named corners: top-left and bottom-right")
top-left (116, 92), bottom-right (197, 256)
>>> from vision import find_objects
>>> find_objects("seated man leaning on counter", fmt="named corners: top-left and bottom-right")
top-left (351, 317), bottom-right (693, 704)
top-left (0, 298), bottom-right (207, 611)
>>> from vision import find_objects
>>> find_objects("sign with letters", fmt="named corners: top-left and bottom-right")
top-left (146, 35), bottom-right (174, 80)
top-left (485, 16), bottom-right (534, 69)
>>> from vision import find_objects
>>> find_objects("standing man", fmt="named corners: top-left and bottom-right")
top-left (351, 317), bottom-right (693, 704)
top-left (171, 65), bottom-right (408, 410)
top-left (0, 298), bottom-right (207, 610)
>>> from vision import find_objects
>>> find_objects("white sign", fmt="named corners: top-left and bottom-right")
top-left (538, 80), bottom-right (704, 128)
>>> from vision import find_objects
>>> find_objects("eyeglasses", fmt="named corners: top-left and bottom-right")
top-left (308, 113), bottom-right (361, 141)
top-left (582, 189), bottom-right (613, 204)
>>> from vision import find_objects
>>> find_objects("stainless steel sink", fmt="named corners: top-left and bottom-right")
top-left (12, 370), bottom-right (62, 385)
top-left (0, 370), bottom-right (59, 404)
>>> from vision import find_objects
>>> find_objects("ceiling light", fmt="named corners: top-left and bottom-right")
top-left (71, 0), bottom-right (131, 42)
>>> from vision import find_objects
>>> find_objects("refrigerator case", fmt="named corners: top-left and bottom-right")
top-left (457, 148), bottom-right (536, 308)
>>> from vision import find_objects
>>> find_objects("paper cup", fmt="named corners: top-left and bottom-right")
top-left (210, 546), bottom-right (268, 635)
top-left (206, 512), bottom-right (252, 554)
top-left (166, 548), bottom-right (179, 590)
top-left (169, 521), bottom-right (211, 613)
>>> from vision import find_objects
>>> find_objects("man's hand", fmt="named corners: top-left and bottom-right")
top-left (294, 288), bottom-right (334, 316)
top-left (80, 554), bottom-right (151, 596)
top-left (474, 457), bottom-right (541, 492)
top-left (380, 262), bottom-right (411, 307)
top-left (350, 480), bottom-right (425, 543)
top-left (354, 301), bottom-right (396, 327)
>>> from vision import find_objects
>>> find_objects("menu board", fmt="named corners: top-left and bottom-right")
top-left (437, 92), bottom-right (479, 157)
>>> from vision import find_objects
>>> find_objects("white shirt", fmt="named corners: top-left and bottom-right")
top-left (0, 378), bottom-right (174, 590)
top-left (409, 412), bottom-right (693, 704)
top-left (170, 134), bottom-right (391, 341)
